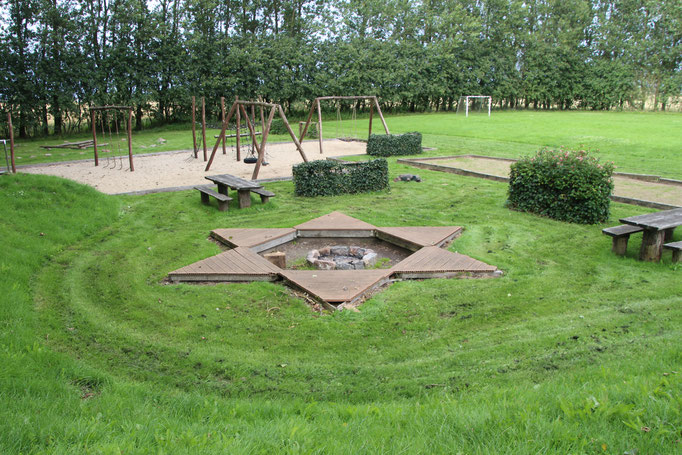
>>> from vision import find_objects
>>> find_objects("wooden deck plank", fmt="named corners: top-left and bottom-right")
top-left (168, 247), bottom-right (280, 280)
top-left (211, 228), bottom-right (296, 249)
top-left (280, 270), bottom-right (391, 303)
top-left (294, 211), bottom-right (377, 231)
top-left (376, 226), bottom-right (462, 248)
top-left (392, 247), bottom-right (497, 273)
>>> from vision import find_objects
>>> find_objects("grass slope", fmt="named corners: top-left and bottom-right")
top-left (9, 111), bottom-right (682, 180)
top-left (1, 164), bottom-right (680, 453)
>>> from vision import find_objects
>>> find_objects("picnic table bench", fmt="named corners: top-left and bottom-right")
top-left (204, 174), bottom-right (274, 209)
top-left (663, 241), bottom-right (682, 262)
top-left (602, 225), bottom-right (643, 256)
top-left (195, 185), bottom-right (232, 211)
top-left (618, 207), bottom-right (682, 261)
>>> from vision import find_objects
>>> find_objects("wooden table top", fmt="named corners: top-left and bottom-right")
top-left (205, 174), bottom-right (261, 190)
top-left (620, 207), bottom-right (682, 231)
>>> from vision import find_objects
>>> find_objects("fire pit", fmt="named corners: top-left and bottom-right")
top-left (306, 246), bottom-right (377, 270)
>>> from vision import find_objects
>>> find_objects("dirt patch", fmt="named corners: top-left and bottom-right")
top-left (419, 156), bottom-right (682, 207)
top-left (21, 139), bottom-right (367, 195)
top-left (259, 237), bottom-right (412, 270)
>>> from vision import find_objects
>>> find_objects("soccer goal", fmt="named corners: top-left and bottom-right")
top-left (456, 96), bottom-right (492, 117)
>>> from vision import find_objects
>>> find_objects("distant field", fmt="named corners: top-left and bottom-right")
top-left (8, 110), bottom-right (682, 179)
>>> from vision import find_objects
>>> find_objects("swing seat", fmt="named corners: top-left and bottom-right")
top-left (243, 157), bottom-right (258, 164)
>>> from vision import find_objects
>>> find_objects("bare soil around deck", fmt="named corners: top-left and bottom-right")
top-left (21, 139), bottom-right (366, 195)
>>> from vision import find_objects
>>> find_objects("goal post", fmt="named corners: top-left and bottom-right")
top-left (456, 96), bottom-right (492, 117)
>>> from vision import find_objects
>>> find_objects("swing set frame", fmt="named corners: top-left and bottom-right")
top-left (205, 99), bottom-right (308, 180)
top-left (299, 96), bottom-right (390, 155)
top-left (90, 105), bottom-right (134, 172)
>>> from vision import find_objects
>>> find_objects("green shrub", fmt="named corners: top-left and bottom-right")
top-left (508, 149), bottom-right (614, 224)
top-left (293, 159), bottom-right (389, 197)
top-left (367, 132), bottom-right (422, 157)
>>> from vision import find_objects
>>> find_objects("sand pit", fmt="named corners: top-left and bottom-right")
top-left (22, 139), bottom-right (367, 194)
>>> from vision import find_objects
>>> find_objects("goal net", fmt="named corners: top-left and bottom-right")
top-left (456, 96), bottom-right (492, 117)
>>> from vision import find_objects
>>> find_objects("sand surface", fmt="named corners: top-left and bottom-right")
top-left (23, 139), bottom-right (367, 194)
top-left (424, 156), bottom-right (682, 207)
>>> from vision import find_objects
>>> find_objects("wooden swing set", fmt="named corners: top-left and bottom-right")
top-left (205, 99), bottom-right (308, 180)
top-left (299, 96), bottom-right (390, 155)
top-left (90, 105), bottom-right (134, 171)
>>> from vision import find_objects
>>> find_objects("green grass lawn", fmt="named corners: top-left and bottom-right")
top-left (2, 163), bottom-right (680, 453)
top-left (9, 110), bottom-right (682, 180)
top-left (2, 111), bottom-right (681, 453)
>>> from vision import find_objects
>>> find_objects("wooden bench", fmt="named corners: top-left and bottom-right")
top-left (195, 185), bottom-right (232, 211)
top-left (663, 241), bottom-right (682, 262)
top-left (602, 225), bottom-right (644, 256)
top-left (251, 187), bottom-right (275, 204)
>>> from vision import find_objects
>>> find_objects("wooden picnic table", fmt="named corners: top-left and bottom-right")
top-left (620, 207), bottom-right (682, 261)
top-left (206, 174), bottom-right (262, 208)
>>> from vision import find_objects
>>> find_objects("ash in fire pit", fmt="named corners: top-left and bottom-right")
top-left (307, 246), bottom-right (378, 270)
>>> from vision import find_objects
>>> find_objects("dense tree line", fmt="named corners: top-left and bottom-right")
top-left (1, 0), bottom-right (680, 137)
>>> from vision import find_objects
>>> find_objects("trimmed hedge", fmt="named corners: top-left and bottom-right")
top-left (293, 159), bottom-right (389, 197)
top-left (367, 132), bottom-right (422, 157)
top-left (507, 149), bottom-right (614, 224)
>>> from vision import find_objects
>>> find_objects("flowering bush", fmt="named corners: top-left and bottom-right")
top-left (507, 149), bottom-right (614, 224)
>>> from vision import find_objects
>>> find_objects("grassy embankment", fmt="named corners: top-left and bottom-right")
top-left (1, 111), bottom-right (680, 453)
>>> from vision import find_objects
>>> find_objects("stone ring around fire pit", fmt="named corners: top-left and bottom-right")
top-left (306, 246), bottom-right (378, 270)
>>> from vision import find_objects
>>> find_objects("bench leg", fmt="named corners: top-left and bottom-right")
top-left (672, 250), bottom-right (681, 263)
top-left (238, 189), bottom-right (252, 208)
top-left (200, 192), bottom-right (210, 205)
top-left (259, 195), bottom-right (270, 204)
top-left (217, 199), bottom-right (229, 212)
top-left (612, 236), bottom-right (629, 256)
top-left (639, 229), bottom-right (664, 262)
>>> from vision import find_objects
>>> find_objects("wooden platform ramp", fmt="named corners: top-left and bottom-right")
top-left (376, 226), bottom-right (462, 251)
top-left (295, 211), bottom-right (376, 237)
top-left (280, 270), bottom-right (392, 304)
top-left (211, 228), bottom-right (296, 252)
top-left (392, 246), bottom-right (498, 278)
top-left (168, 247), bottom-right (280, 282)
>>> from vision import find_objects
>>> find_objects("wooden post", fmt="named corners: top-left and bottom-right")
top-left (235, 96), bottom-right (241, 161)
top-left (221, 97), bottom-right (226, 155)
top-left (7, 112), bottom-right (16, 173)
top-left (127, 109), bottom-right (134, 172)
top-left (368, 101), bottom-right (374, 138)
top-left (90, 109), bottom-right (98, 167)
top-left (298, 101), bottom-right (316, 143)
top-left (205, 102), bottom-right (238, 171)
top-left (201, 97), bottom-right (207, 161)
top-left (639, 229), bottom-right (664, 262)
top-left (373, 96), bottom-right (390, 134)
top-left (316, 99), bottom-right (324, 154)
top-left (252, 106), bottom-right (276, 180)
top-left (191, 96), bottom-right (197, 158)
top-left (277, 105), bottom-right (308, 163)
